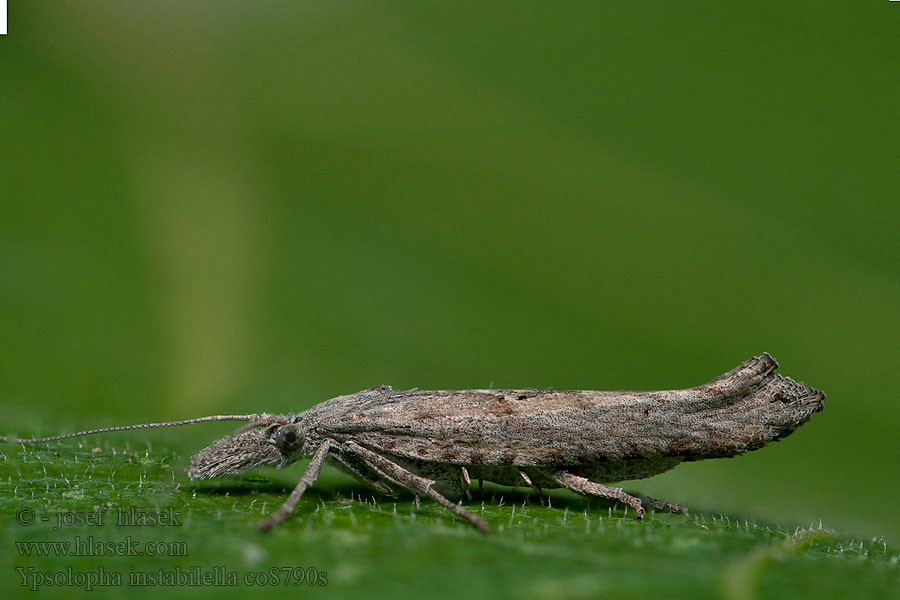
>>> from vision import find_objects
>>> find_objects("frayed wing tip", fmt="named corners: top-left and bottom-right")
top-left (756, 352), bottom-right (779, 374)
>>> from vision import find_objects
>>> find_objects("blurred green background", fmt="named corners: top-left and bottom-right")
top-left (1, 2), bottom-right (898, 598)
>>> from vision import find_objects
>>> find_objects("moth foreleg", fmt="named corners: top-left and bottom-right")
top-left (552, 471), bottom-right (645, 520)
top-left (344, 441), bottom-right (490, 535)
top-left (258, 439), bottom-right (334, 532)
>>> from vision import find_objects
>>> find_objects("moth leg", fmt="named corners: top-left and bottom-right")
top-left (258, 439), bottom-right (333, 531)
top-left (388, 458), bottom-right (469, 500)
top-left (460, 466), bottom-right (472, 501)
top-left (519, 469), bottom-right (545, 503)
top-left (230, 413), bottom-right (281, 435)
top-left (635, 494), bottom-right (689, 514)
top-left (344, 441), bottom-right (490, 535)
top-left (327, 450), bottom-right (396, 496)
top-left (552, 471), bottom-right (645, 520)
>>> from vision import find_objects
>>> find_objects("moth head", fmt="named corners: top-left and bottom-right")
top-left (263, 422), bottom-right (306, 457)
top-left (187, 415), bottom-right (306, 480)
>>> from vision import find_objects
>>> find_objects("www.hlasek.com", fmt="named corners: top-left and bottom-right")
top-left (17, 566), bottom-right (328, 591)
top-left (16, 536), bottom-right (188, 557)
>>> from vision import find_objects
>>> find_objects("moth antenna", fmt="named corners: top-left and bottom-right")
top-left (1, 415), bottom-right (261, 445)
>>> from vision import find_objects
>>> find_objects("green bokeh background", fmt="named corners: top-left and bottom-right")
top-left (1, 2), bottom-right (898, 598)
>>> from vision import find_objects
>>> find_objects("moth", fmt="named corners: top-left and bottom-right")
top-left (3, 353), bottom-right (824, 535)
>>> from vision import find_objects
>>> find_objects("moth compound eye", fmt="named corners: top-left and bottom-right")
top-left (274, 424), bottom-right (304, 453)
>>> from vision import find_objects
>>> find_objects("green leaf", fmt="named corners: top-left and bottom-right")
top-left (2, 443), bottom-right (896, 599)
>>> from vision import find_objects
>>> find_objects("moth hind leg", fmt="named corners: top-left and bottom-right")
top-left (551, 471), bottom-right (645, 520)
top-left (633, 494), bottom-right (689, 514)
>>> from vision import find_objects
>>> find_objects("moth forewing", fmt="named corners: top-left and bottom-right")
top-left (307, 354), bottom-right (824, 468)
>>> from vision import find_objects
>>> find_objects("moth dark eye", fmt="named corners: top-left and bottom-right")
top-left (274, 424), bottom-right (304, 453)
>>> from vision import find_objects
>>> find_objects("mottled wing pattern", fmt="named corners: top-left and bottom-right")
top-left (304, 354), bottom-right (824, 467)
